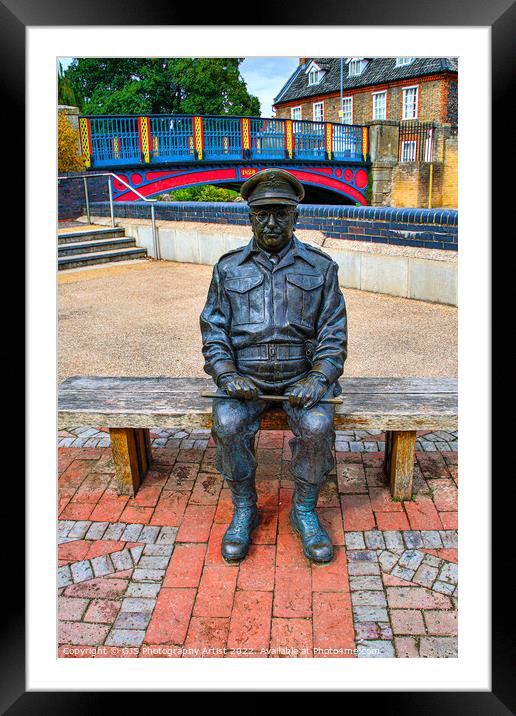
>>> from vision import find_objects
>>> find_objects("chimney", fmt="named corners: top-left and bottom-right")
top-left (299, 57), bottom-right (309, 65)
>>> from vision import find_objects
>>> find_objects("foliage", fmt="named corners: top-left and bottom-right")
top-left (58, 112), bottom-right (85, 172)
top-left (58, 61), bottom-right (82, 108)
top-left (159, 185), bottom-right (240, 202)
top-left (64, 58), bottom-right (260, 116)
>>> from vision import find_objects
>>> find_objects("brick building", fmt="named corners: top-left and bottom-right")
top-left (273, 57), bottom-right (458, 126)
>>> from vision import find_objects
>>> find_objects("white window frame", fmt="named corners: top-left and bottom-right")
top-left (341, 96), bottom-right (353, 124)
top-left (396, 57), bottom-right (415, 67)
top-left (313, 101), bottom-right (324, 122)
top-left (291, 106), bottom-right (302, 120)
top-left (372, 91), bottom-right (387, 120)
top-left (401, 140), bottom-right (417, 162)
top-left (348, 58), bottom-right (366, 77)
top-left (402, 85), bottom-right (418, 120)
top-left (305, 60), bottom-right (323, 86)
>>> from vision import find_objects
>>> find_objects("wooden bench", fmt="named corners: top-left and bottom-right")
top-left (58, 376), bottom-right (457, 501)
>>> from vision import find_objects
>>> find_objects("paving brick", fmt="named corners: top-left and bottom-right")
top-left (58, 621), bottom-right (110, 646)
top-left (238, 545), bottom-right (276, 591)
top-left (355, 621), bottom-right (380, 640)
top-left (63, 577), bottom-right (129, 600)
top-left (125, 582), bottom-right (161, 599)
top-left (313, 592), bottom-right (355, 655)
top-left (394, 636), bottom-right (420, 657)
top-left (386, 586), bottom-right (452, 610)
top-left (129, 546), bottom-right (144, 564)
top-left (138, 525), bottom-right (161, 544)
top-left (194, 565), bottom-right (238, 618)
top-left (163, 543), bottom-right (206, 589)
top-left (439, 512), bottom-right (458, 530)
top-left (189, 472), bottom-right (224, 505)
top-left (404, 496), bottom-right (443, 531)
top-left (70, 560), bottom-right (94, 583)
top-left (378, 550), bottom-right (399, 573)
top-left (103, 523), bottom-right (127, 541)
top-left (58, 520), bottom-right (76, 538)
top-left (68, 521), bottom-right (93, 540)
top-left (276, 531), bottom-right (310, 568)
top-left (132, 568), bottom-right (165, 582)
top-left (345, 532), bottom-right (366, 550)
top-left (369, 487), bottom-right (404, 513)
top-left (353, 606), bottom-right (389, 623)
top-left (351, 590), bottom-right (387, 607)
top-left (184, 617), bottom-right (231, 657)
top-left (114, 611), bottom-right (152, 630)
top-left (89, 497), bottom-right (128, 523)
top-left (105, 629), bottom-right (146, 647)
top-left (144, 588), bottom-right (196, 645)
top-left (432, 581), bottom-right (456, 596)
top-left (403, 531), bottom-right (424, 549)
top-left (424, 610), bottom-right (457, 636)
top-left (214, 490), bottom-right (234, 524)
top-left (156, 526), bottom-right (178, 546)
top-left (58, 596), bottom-right (89, 621)
top-left (390, 609), bottom-right (426, 635)
top-left (391, 565), bottom-right (416, 581)
top-left (398, 550), bottom-right (424, 571)
top-left (84, 522), bottom-right (110, 540)
top-left (341, 495), bottom-right (375, 531)
top-left (121, 597), bottom-right (156, 613)
top-left (428, 479), bottom-right (458, 512)
top-left (270, 618), bottom-right (313, 657)
top-left (412, 563), bottom-right (439, 588)
top-left (82, 598), bottom-right (120, 624)
top-left (439, 530), bottom-right (458, 548)
top-left (176, 505), bottom-right (217, 542)
top-left (227, 591), bottom-right (273, 653)
top-left (422, 553), bottom-right (442, 568)
top-left (204, 523), bottom-right (231, 566)
top-left (419, 636), bottom-right (457, 658)
top-left (318, 507), bottom-right (344, 545)
top-left (336, 464), bottom-right (367, 494)
top-left (110, 549), bottom-right (133, 572)
top-left (120, 524), bottom-right (143, 542)
top-left (143, 544), bottom-right (174, 557)
top-left (274, 567), bottom-right (312, 618)
top-left (347, 550), bottom-right (377, 562)
top-left (151, 491), bottom-right (190, 527)
top-left (376, 512), bottom-right (411, 531)
top-left (311, 546), bottom-right (349, 593)
top-left (357, 640), bottom-right (395, 658)
top-left (383, 531), bottom-right (405, 554)
top-left (58, 540), bottom-right (91, 564)
top-left (349, 575), bottom-right (383, 591)
top-left (91, 555), bottom-right (115, 578)
top-left (421, 530), bottom-right (443, 548)
top-left (347, 561), bottom-right (380, 576)
top-left (364, 530), bottom-right (386, 550)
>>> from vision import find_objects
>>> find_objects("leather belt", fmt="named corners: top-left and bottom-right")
top-left (236, 344), bottom-right (307, 361)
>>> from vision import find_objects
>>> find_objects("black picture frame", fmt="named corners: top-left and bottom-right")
top-left (9, 0), bottom-right (510, 707)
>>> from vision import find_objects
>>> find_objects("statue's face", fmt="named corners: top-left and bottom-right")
top-left (250, 204), bottom-right (298, 254)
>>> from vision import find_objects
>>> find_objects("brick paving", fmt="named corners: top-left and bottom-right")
top-left (58, 428), bottom-right (458, 658)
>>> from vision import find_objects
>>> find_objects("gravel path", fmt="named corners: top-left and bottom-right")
top-left (58, 260), bottom-right (457, 382)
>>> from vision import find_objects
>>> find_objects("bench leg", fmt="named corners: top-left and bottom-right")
top-left (384, 430), bottom-right (417, 501)
top-left (109, 428), bottom-right (152, 496)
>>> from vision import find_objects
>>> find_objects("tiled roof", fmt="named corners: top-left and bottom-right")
top-left (274, 57), bottom-right (458, 105)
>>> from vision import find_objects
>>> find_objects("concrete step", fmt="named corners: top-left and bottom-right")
top-left (58, 227), bottom-right (126, 245)
top-left (58, 248), bottom-right (148, 271)
top-left (58, 237), bottom-right (138, 256)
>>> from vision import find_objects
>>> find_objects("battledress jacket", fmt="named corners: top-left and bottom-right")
top-left (200, 235), bottom-right (348, 393)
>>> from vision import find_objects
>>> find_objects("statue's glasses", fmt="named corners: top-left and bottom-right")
top-left (250, 208), bottom-right (296, 224)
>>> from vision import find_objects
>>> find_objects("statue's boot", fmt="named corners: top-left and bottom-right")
top-left (222, 477), bottom-right (260, 563)
top-left (290, 479), bottom-right (334, 563)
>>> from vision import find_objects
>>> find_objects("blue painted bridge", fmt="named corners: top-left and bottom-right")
top-left (79, 114), bottom-right (370, 205)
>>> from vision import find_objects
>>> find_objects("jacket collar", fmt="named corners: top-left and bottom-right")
top-left (236, 235), bottom-right (317, 268)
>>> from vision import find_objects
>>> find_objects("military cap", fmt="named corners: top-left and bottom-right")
top-left (240, 168), bottom-right (305, 207)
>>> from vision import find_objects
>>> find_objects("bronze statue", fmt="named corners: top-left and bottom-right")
top-left (200, 169), bottom-right (347, 564)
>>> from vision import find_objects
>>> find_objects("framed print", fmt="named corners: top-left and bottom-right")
top-left (8, 0), bottom-right (511, 707)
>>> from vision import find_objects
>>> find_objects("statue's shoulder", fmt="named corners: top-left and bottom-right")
top-left (301, 241), bottom-right (334, 266)
top-left (215, 245), bottom-right (246, 266)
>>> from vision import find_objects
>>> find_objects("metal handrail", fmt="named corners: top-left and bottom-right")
top-left (57, 172), bottom-right (161, 259)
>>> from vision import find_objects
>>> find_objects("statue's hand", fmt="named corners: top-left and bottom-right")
top-left (287, 373), bottom-right (329, 409)
top-left (218, 372), bottom-right (259, 401)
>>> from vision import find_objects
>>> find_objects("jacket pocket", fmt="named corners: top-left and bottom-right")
top-left (286, 273), bottom-right (324, 329)
top-left (225, 274), bottom-right (265, 325)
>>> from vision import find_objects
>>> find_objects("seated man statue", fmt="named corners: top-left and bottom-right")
top-left (200, 168), bottom-right (347, 564)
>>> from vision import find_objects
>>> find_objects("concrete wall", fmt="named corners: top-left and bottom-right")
top-left (90, 216), bottom-right (457, 306)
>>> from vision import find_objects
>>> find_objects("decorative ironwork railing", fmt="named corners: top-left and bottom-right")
top-left (78, 114), bottom-right (368, 168)
top-left (398, 120), bottom-right (436, 163)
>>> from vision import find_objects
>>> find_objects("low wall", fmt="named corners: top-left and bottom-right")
top-left (58, 172), bottom-right (109, 220)
top-left (89, 201), bottom-right (457, 252)
top-left (89, 215), bottom-right (457, 306)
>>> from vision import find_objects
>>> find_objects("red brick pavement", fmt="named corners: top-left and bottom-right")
top-left (58, 439), bottom-right (458, 658)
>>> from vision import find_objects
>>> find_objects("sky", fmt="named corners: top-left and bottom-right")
top-left (59, 57), bottom-right (299, 117)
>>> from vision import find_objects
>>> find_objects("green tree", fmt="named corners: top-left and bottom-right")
top-left (64, 58), bottom-right (260, 116)
top-left (58, 60), bottom-right (82, 108)
top-left (159, 186), bottom-right (240, 202)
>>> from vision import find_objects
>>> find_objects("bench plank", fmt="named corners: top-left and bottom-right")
top-left (58, 376), bottom-right (457, 432)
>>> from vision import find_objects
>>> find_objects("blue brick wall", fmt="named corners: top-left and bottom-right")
top-left (89, 201), bottom-right (458, 251)
top-left (58, 172), bottom-right (110, 220)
